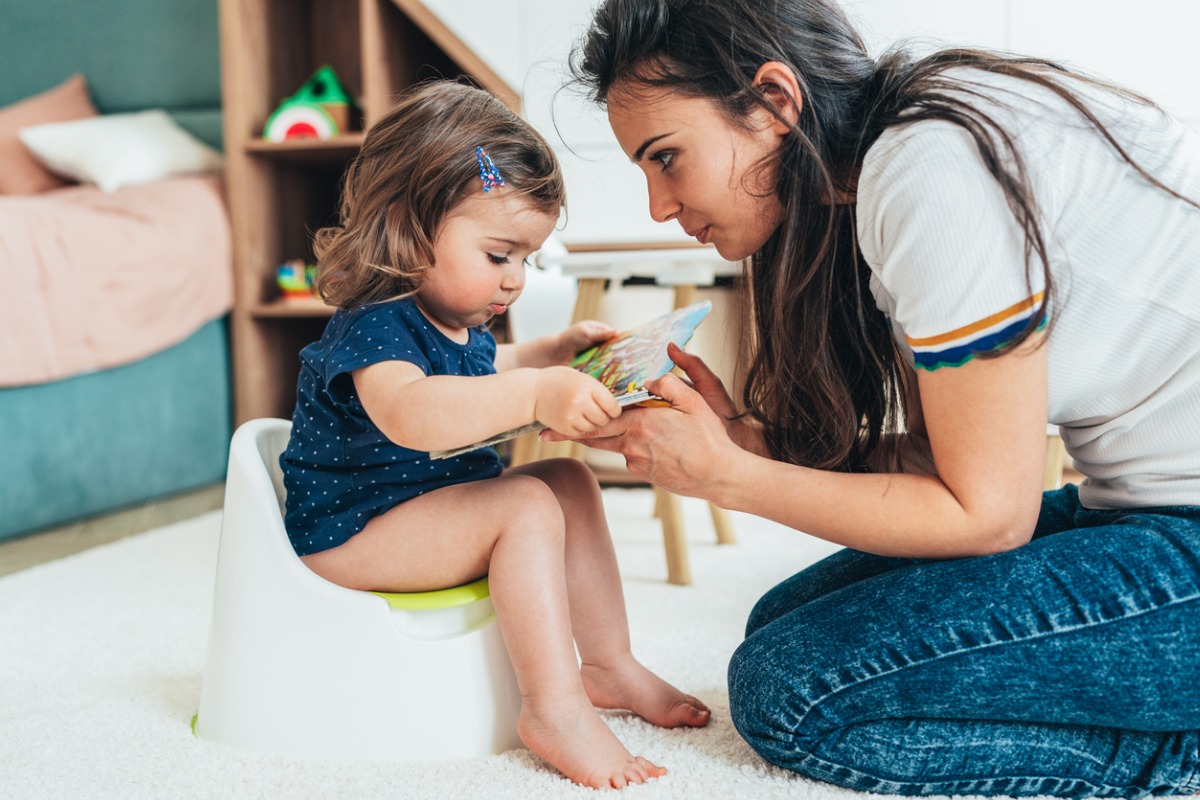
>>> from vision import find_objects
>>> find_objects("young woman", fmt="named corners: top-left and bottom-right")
top-left (548, 0), bottom-right (1200, 795)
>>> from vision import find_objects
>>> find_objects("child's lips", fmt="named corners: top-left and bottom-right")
top-left (489, 303), bottom-right (508, 314)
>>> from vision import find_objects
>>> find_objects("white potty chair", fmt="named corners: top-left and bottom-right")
top-left (195, 418), bottom-right (522, 760)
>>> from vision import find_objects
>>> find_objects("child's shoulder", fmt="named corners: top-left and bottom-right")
top-left (339, 295), bottom-right (418, 321)
top-left (329, 296), bottom-right (420, 334)
top-left (312, 296), bottom-right (423, 352)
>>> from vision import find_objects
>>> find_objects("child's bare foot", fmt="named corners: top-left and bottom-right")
top-left (518, 693), bottom-right (668, 789)
top-left (581, 655), bottom-right (711, 729)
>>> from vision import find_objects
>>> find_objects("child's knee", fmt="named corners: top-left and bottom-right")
top-left (504, 474), bottom-right (567, 532)
top-left (547, 456), bottom-right (601, 490)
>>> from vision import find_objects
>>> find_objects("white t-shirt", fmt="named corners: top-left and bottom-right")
top-left (856, 68), bottom-right (1200, 509)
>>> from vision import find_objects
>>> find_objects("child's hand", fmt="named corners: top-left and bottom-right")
top-left (533, 366), bottom-right (622, 437)
top-left (554, 320), bottom-right (616, 364)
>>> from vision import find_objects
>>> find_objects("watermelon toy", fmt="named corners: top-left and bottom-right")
top-left (264, 65), bottom-right (356, 142)
top-left (276, 259), bottom-right (318, 300)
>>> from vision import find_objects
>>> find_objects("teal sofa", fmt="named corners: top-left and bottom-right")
top-left (0, 0), bottom-right (231, 541)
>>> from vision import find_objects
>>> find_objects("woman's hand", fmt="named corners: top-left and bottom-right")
top-left (533, 366), bottom-right (622, 438)
top-left (665, 343), bottom-right (767, 456)
top-left (544, 369), bottom-right (740, 499)
top-left (552, 320), bottom-right (616, 364)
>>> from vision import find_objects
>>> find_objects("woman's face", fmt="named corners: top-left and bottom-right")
top-left (607, 83), bottom-right (788, 261)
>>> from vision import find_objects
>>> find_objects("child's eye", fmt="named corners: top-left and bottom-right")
top-left (486, 253), bottom-right (510, 265)
top-left (649, 150), bottom-right (675, 171)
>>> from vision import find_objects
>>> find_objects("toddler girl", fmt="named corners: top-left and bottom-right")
top-left (279, 81), bottom-right (710, 789)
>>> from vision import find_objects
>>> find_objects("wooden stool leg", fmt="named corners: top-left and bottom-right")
top-left (1043, 434), bottom-right (1066, 491)
top-left (655, 486), bottom-right (692, 585)
top-left (671, 283), bottom-right (697, 310)
top-left (709, 503), bottom-right (737, 544)
top-left (509, 431), bottom-right (539, 467)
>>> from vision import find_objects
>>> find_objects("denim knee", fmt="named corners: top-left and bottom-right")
top-left (727, 631), bottom-right (807, 769)
top-left (744, 591), bottom-right (782, 638)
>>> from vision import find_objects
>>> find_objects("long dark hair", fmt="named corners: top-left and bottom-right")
top-left (571, 0), bottom-right (1194, 471)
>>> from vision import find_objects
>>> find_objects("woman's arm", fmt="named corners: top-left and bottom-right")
top-left (494, 320), bottom-right (615, 372)
top-left (354, 359), bottom-right (620, 453)
top-left (564, 338), bottom-right (1048, 559)
top-left (863, 362), bottom-right (937, 475)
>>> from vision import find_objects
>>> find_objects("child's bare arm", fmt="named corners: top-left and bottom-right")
top-left (354, 360), bottom-right (620, 452)
top-left (495, 320), bottom-right (615, 371)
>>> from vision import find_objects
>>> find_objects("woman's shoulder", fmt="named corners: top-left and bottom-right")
top-left (857, 117), bottom-right (993, 236)
top-left (861, 117), bottom-right (979, 187)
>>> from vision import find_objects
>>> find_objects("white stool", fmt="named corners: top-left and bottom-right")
top-left (194, 418), bottom-right (522, 760)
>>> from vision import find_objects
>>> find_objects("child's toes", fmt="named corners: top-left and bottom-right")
top-left (621, 762), bottom-right (652, 786)
top-left (637, 756), bottom-right (668, 778)
top-left (672, 698), bottom-right (712, 727)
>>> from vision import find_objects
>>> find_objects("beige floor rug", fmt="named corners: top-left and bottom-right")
top-left (0, 488), bottom-right (1035, 800)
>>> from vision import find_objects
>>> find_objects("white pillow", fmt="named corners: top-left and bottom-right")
top-left (18, 109), bottom-right (223, 193)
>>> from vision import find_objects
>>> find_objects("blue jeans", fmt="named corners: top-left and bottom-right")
top-left (728, 485), bottom-right (1200, 797)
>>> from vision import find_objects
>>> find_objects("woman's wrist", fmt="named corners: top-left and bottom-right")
top-left (706, 444), bottom-right (759, 511)
top-left (728, 417), bottom-right (768, 457)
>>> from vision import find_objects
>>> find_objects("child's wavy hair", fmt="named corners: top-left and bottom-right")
top-left (314, 80), bottom-right (565, 309)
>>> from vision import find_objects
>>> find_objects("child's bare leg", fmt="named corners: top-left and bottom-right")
top-left (300, 473), bottom-right (664, 789)
top-left (509, 459), bottom-right (711, 729)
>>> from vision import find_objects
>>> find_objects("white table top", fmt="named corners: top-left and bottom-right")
top-left (536, 248), bottom-right (742, 285)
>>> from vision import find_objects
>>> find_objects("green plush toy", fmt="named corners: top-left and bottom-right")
top-left (263, 65), bottom-right (356, 141)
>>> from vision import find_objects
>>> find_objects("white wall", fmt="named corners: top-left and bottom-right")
top-left (844, 0), bottom-right (1200, 124)
top-left (424, 0), bottom-right (1200, 245)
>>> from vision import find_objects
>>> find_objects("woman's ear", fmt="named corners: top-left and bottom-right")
top-left (753, 61), bottom-right (804, 132)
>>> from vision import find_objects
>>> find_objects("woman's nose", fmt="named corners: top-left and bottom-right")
top-left (647, 180), bottom-right (681, 224)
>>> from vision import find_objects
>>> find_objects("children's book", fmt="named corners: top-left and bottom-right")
top-left (429, 300), bottom-right (713, 460)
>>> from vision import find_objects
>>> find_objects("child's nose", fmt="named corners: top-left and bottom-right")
top-left (501, 264), bottom-right (525, 291)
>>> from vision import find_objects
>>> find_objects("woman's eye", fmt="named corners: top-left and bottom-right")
top-left (650, 150), bottom-right (675, 171)
top-left (486, 253), bottom-right (510, 265)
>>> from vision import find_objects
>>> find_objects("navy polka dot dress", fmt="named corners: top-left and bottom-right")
top-left (281, 297), bottom-right (503, 556)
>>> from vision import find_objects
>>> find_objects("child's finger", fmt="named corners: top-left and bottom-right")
top-left (645, 373), bottom-right (703, 411)
top-left (596, 386), bottom-right (622, 417)
top-left (577, 319), bottom-right (616, 343)
top-left (579, 408), bottom-right (607, 430)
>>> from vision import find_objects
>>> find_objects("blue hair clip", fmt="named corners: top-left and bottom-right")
top-left (476, 146), bottom-right (506, 193)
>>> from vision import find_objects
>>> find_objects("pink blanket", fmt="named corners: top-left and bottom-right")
top-left (0, 176), bottom-right (233, 387)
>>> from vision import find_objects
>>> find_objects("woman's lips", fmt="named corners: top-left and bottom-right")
top-left (695, 226), bottom-right (711, 244)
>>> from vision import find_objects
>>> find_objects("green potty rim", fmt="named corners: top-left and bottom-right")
top-left (370, 576), bottom-right (490, 610)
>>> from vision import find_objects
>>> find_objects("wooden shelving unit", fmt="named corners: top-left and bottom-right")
top-left (219, 0), bottom-right (518, 423)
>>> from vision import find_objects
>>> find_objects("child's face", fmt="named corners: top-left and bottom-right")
top-left (606, 82), bottom-right (787, 262)
top-left (416, 190), bottom-right (558, 335)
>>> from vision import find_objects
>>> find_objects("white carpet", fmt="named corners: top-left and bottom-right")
top-left (0, 489), bottom-right (988, 800)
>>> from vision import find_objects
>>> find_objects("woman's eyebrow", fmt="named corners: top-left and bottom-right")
top-left (633, 132), bottom-right (674, 162)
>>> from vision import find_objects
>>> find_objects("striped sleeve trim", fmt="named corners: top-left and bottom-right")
top-left (908, 293), bottom-right (1045, 371)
